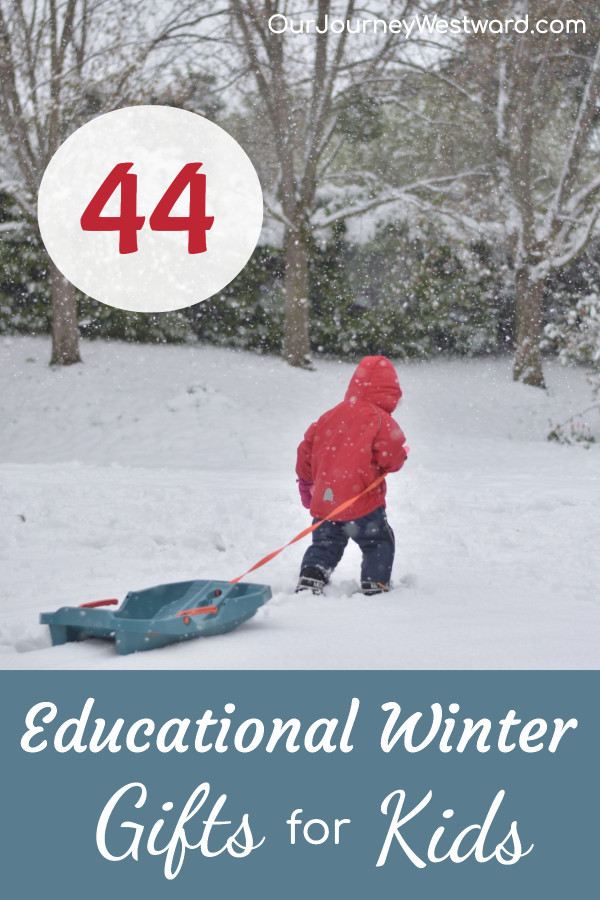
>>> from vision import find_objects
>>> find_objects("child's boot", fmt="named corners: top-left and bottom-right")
top-left (295, 566), bottom-right (327, 595)
top-left (361, 580), bottom-right (390, 596)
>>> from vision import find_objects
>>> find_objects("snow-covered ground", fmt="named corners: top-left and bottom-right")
top-left (1, 335), bottom-right (598, 669)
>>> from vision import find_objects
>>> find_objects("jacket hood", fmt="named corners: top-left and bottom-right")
top-left (344, 356), bottom-right (402, 413)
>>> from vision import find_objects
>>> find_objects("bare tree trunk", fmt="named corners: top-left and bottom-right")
top-left (49, 259), bottom-right (80, 365)
top-left (283, 227), bottom-right (311, 367)
top-left (513, 266), bottom-right (545, 388)
top-left (231, 0), bottom-right (422, 367)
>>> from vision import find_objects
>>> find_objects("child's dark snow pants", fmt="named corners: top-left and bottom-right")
top-left (299, 506), bottom-right (395, 585)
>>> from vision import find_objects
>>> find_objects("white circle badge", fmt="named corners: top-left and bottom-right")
top-left (37, 106), bottom-right (263, 312)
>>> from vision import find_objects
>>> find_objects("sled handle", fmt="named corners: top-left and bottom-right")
top-left (177, 605), bottom-right (219, 617)
top-left (79, 598), bottom-right (119, 608)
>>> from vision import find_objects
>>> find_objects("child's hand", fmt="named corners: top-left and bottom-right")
top-left (404, 445), bottom-right (411, 455)
top-left (297, 478), bottom-right (314, 509)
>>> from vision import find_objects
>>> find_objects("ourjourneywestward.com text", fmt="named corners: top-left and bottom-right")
top-left (267, 13), bottom-right (586, 37)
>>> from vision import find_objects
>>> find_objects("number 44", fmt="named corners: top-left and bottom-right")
top-left (80, 162), bottom-right (214, 255)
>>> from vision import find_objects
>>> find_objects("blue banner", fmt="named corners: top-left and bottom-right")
top-left (3, 672), bottom-right (597, 897)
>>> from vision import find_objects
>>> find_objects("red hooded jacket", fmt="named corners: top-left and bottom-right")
top-left (296, 356), bottom-right (408, 521)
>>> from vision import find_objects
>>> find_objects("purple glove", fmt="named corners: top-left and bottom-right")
top-left (297, 478), bottom-right (314, 509)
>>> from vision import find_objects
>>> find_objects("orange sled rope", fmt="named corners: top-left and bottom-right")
top-left (229, 474), bottom-right (386, 584)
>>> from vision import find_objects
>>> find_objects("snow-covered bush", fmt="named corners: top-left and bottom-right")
top-left (78, 302), bottom-right (193, 344)
top-left (187, 246), bottom-right (284, 353)
top-left (335, 223), bottom-right (509, 359)
top-left (0, 194), bottom-right (50, 335)
top-left (544, 293), bottom-right (600, 445)
top-left (544, 293), bottom-right (600, 395)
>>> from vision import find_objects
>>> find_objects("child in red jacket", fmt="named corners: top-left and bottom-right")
top-left (295, 355), bottom-right (409, 595)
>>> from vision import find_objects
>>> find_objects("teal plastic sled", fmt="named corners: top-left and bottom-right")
top-left (40, 579), bottom-right (272, 655)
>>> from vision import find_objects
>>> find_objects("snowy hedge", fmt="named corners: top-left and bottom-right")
top-left (3, 211), bottom-right (599, 363)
